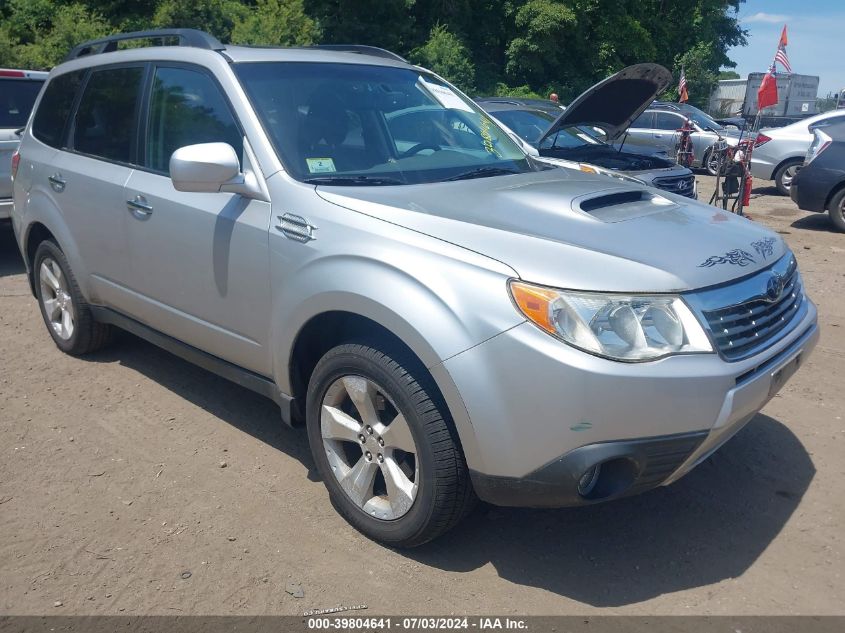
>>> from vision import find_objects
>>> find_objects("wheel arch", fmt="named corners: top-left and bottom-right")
top-left (824, 179), bottom-right (845, 211)
top-left (772, 155), bottom-right (804, 178)
top-left (285, 308), bottom-right (484, 472)
top-left (23, 222), bottom-right (61, 296)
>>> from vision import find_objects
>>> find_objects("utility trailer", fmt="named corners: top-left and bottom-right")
top-left (709, 73), bottom-right (819, 128)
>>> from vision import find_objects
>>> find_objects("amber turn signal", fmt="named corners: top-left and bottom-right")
top-left (509, 281), bottom-right (559, 334)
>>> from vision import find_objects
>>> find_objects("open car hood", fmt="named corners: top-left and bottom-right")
top-left (539, 63), bottom-right (673, 143)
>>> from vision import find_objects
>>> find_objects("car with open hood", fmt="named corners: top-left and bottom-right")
top-left (11, 30), bottom-right (818, 547)
top-left (478, 64), bottom-right (697, 199)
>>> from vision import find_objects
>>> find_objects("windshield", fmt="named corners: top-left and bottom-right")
top-left (681, 106), bottom-right (723, 131)
top-left (0, 79), bottom-right (44, 128)
top-left (488, 108), bottom-right (606, 151)
top-left (235, 62), bottom-right (532, 185)
top-left (489, 109), bottom-right (554, 144)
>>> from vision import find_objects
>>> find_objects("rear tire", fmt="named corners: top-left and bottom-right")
top-left (774, 159), bottom-right (802, 196)
top-left (828, 188), bottom-right (845, 233)
top-left (33, 240), bottom-right (112, 355)
top-left (306, 341), bottom-right (475, 547)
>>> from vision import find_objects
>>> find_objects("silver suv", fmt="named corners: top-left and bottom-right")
top-left (1, 68), bottom-right (48, 220)
top-left (12, 30), bottom-right (819, 547)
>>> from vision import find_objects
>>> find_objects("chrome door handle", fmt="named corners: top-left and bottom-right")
top-left (48, 173), bottom-right (66, 192)
top-left (127, 196), bottom-right (153, 217)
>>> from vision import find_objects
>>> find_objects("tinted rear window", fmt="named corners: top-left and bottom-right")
top-left (32, 71), bottom-right (85, 147)
top-left (72, 66), bottom-right (144, 163)
top-left (0, 79), bottom-right (44, 128)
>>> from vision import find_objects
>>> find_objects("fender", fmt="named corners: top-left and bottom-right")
top-left (270, 251), bottom-right (523, 474)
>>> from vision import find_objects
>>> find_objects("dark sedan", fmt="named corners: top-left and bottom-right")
top-left (791, 118), bottom-right (845, 232)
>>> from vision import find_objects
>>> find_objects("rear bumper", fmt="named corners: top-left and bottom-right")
top-left (0, 198), bottom-right (11, 220)
top-left (791, 168), bottom-right (828, 213)
top-left (750, 155), bottom-right (777, 181)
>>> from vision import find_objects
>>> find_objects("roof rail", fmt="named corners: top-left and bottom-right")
top-left (65, 28), bottom-right (225, 61)
top-left (304, 45), bottom-right (408, 63)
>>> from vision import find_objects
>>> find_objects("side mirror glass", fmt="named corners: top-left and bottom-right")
top-left (169, 142), bottom-right (241, 193)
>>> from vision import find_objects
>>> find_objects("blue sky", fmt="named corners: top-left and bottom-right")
top-left (726, 0), bottom-right (845, 97)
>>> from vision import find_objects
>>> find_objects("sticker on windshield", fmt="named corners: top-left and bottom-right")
top-left (306, 158), bottom-right (336, 173)
top-left (418, 77), bottom-right (473, 113)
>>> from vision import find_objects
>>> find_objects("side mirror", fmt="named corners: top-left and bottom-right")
top-left (169, 142), bottom-right (262, 198)
top-left (170, 143), bottom-right (239, 192)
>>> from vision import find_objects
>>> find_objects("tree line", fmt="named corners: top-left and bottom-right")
top-left (0, 0), bottom-right (747, 106)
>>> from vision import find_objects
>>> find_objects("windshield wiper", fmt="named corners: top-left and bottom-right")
top-left (443, 167), bottom-right (520, 182)
top-left (303, 175), bottom-right (406, 186)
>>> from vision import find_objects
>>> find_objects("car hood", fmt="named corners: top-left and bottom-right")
top-left (539, 64), bottom-right (673, 143)
top-left (316, 170), bottom-right (787, 293)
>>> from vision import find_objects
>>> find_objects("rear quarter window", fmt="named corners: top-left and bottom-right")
top-left (0, 79), bottom-right (45, 128)
top-left (32, 71), bottom-right (86, 147)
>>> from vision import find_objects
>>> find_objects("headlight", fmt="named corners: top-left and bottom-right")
top-left (509, 281), bottom-right (713, 361)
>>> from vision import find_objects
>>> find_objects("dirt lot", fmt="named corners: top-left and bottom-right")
top-left (1, 176), bottom-right (843, 616)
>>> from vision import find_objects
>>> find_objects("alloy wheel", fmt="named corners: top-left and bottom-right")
top-left (39, 257), bottom-right (75, 340)
top-left (320, 375), bottom-right (419, 520)
top-left (781, 164), bottom-right (800, 189)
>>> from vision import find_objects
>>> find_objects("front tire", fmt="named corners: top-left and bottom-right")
top-left (704, 149), bottom-right (721, 176)
top-left (306, 342), bottom-right (475, 547)
top-left (828, 188), bottom-right (845, 233)
top-left (774, 159), bottom-right (802, 196)
top-left (33, 240), bottom-right (112, 355)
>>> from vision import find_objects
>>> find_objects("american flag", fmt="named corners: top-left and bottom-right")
top-left (773, 25), bottom-right (792, 73)
top-left (678, 66), bottom-right (688, 103)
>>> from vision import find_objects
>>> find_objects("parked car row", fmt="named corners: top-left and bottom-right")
top-left (751, 109), bottom-right (845, 195)
top-left (478, 65), bottom-right (697, 199)
top-left (7, 29), bottom-right (819, 546)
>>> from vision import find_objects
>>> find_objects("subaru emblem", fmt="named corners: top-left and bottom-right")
top-left (766, 273), bottom-right (784, 301)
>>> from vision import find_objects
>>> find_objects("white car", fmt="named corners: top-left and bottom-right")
top-left (751, 110), bottom-right (845, 195)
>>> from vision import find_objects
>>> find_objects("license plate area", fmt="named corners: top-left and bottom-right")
top-left (769, 352), bottom-right (802, 398)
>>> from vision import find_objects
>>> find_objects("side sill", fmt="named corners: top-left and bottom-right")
top-left (90, 306), bottom-right (295, 425)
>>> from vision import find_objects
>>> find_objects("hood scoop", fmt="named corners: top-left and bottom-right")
top-left (577, 190), bottom-right (679, 223)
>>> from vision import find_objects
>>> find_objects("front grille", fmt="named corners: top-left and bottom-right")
top-left (653, 174), bottom-right (696, 198)
top-left (701, 264), bottom-right (804, 360)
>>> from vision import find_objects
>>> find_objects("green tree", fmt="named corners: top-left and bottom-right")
top-left (152, 0), bottom-right (247, 43)
top-left (411, 24), bottom-right (476, 93)
top-left (504, 0), bottom-right (579, 94)
top-left (305, 0), bottom-right (414, 53)
top-left (231, 0), bottom-right (317, 46)
top-left (0, 0), bottom-right (111, 69)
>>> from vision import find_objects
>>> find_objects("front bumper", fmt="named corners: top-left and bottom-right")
top-left (442, 299), bottom-right (818, 507)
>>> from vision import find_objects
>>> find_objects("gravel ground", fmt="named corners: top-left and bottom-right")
top-left (1, 175), bottom-right (843, 615)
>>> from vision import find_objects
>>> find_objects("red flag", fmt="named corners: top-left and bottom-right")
top-left (758, 70), bottom-right (778, 110)
top-left (779, 25), bottom-right (788, 47)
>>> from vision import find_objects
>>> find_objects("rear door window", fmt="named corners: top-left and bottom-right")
top-left (145, 66), bottom-right (242, 173)
top-left (31, 71), bottom-right (85, 147)
top-left (72, 66), bottom-right (144, 164)
top-left (654, 112), bottom-right (685, 131)
top-left (0, 79), bottom-right (45, 128)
